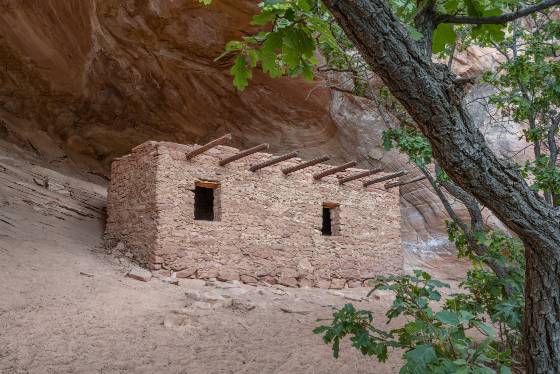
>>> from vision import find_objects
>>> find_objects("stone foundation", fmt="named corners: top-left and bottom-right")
top-left (105, 141), bottom-right (403, 288)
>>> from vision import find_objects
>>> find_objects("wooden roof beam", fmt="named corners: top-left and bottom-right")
top-left (185, 133), bottom-right (232, 160)
top-left (313, 161), bottom-right (357, 180)
top-left (249, 151), bottom-right (298, 172)
top-left (363, 170), bottom-right (408, 187)
top-left (219, 143), bottom-right (269, 166)
top-left (338, 168), bottom-right (383, 185)
top-left (282, 155), bottom-right (331, 175)
top-left (385, 175), bottom-right (427, 190)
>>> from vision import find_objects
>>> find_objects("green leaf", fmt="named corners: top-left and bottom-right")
top-left (231, 55), bottom-right (252, 91)
top-left (251, 11), bottom-right (276, 26)
top-left (307, 16), bottom-right (339, 50)
top-left (404, 344), bottom-right (437, 367)
top-left (428, 290), bottom-right (441, 301)
top-left (297, 0), bottom-right (312, 12)
top-left (465, 0), bottom-right (484, 17)
top-left (312, 325), bottom-right (329, 334)
top-left (282, 28), bottom-right (315, 68)
top-left (472, 367), bottom-right (495, 374)
top-left (473, 320), bottom-right (496, 337)
top-left (417, 297), bottom-right (429, 309)
top-left (443, 0), bottom-right (459, 13)
top-left (432, 23), bottom-right (456, 53)
top-left (214, 40), bottom-right (244, 61)
top-left (301, 64), bottom-right (314, 81)
top-left (427, 279), bottom-right (450, 288)
top-left (435, 310), bottom-right (460, 325)
top-left (259, 32), bottom-right (284, 78)
top-left (247, 49), bottom-right (258, 68)
top-left (406, 25), bottom-right (423, 41)
top-left (471, 24), bottom-right (506, 44)
top-left (457, 310), bottom-right (474, 323)
top-left (500, 366), bottom-right (513, 374)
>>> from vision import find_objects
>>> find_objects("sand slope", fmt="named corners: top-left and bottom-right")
top-left (0, 141), bottom-right (401, 373)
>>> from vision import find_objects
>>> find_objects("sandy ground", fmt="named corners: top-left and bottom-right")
top-left (0, 141), bottom-right (407, 373)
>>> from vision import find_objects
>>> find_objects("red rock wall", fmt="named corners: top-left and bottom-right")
top-left (0, 0), bottom-right (518, 271)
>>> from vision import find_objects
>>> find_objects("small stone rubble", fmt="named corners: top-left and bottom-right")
top-left (127, 266), bottom-right (152, 282)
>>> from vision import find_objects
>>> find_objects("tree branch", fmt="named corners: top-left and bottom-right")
top-left (434, 163), bottom-right (484, 232)
top-left (419, 163), bottom-right (514, 295)
top-left (414, 0), bottom-right (437, 56)
top-left (547, 117), bottom-right (559, 206)
top-left (436, 0), bottom-right (560, 25)
top-left (417, 164), bottom-right (467, 232)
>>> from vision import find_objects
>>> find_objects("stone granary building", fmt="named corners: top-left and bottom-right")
top-left (105, 135), bottom-right (403, 288)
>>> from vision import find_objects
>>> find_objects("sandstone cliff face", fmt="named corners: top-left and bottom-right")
top-left (0, 0), bottom-right (349, 172)
top-left (0, 0), bottom-right (521, 263)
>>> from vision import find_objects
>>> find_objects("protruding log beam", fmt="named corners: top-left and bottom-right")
top-left (282, 155), bottom-right (331, 175)
top-left (219, 143), bottom-right (269, 166)
top-left (185, 134), bottom-right (232, 160)
top-left (363, 170), bottom-right (408, 187)
top-left (313, 161), bottom-right (357, 180)
top-left (338, 168), bottom-right (383, 184)
top-left (385, 175), bottom-right (427, 190)
top-left (249, 151), bottom-right (298, 172)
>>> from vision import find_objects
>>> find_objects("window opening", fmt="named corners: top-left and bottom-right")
top-left (322, 202), bottom-right (339, 236)
top-left (194, 186), bottom-right (215, 221)
top-left (322, 207), bottom-right (333, 236)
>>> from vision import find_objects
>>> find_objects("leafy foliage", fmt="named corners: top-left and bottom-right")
top-left (206, 0), bottom-right (535, 90)
top-left (212, 1), bottom-right (338, 90)
top-left (432, 23), bottom-right (457, 54)
top-left (383, 126), bottom-right (433, 166)
top-left (483, 17), bottom-right (560, 202)
top-left (448, 224), bottom-right (525, 355)
top-left (522, 155), bottom-right (560, 196)
top-left (314, 270), bottom-right (518, 373)
top-left (315, 224), bottom-right (525, 372)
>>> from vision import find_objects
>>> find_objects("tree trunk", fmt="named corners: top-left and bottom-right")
top-left (321, 0), bottom-right (560, 371)
top-left (524, 244), bottom-right (560, 373)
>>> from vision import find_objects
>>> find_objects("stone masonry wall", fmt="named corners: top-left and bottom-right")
top-left (105, 142), bottom-right (160, 266)
top-left (105, 141), bottom-right (402, 288)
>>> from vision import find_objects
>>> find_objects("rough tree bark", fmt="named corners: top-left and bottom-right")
top-left (321, 0), bottom-right (560, 372)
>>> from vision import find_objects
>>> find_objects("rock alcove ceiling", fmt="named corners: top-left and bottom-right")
top-left (0, 0), bottom-right (526, 263)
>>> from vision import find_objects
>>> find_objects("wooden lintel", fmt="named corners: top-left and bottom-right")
top-left (195, 180), bottom-right (220, 189)
top-left (313, 161), bottom-right (357, 180)
top-left (282, 155), bottom-right (331, 175)
top-left (338, 168), bottom-right (383, 184)
top-left (249, 151), bottom-right (298, 172)
top-left (363, 170), bottom-right (408, 187)
top-left (185, 134), bottom-right (232, 160)
top-left (385, 175), bottom-right (427, 190)
top-left (219, 143), bottom-right (269, 166)
top-left (323, 202), bottom-right (339, 209)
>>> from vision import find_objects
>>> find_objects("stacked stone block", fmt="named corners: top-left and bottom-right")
top-left (105, 141), bottom-right (403, 288)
